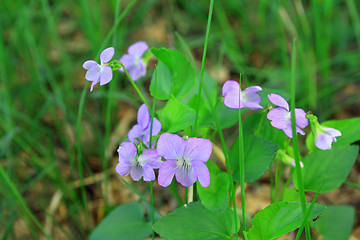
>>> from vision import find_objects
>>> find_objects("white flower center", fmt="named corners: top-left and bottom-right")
top-left (177, 157), bottom-right (192, 172)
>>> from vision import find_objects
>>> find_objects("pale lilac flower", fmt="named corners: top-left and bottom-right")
top-left (157, 133), bottom-right (212, 188)
top-left (267, 93), bottom-right (308, 138)
top-left (314, 126), bottom-right (341, 150)
top-left (83, 47), bottom-right (115, 91)
top-left (128, 104), bottom-right (161, 147)
top-left (119, 41), bottom-right (149, 81)
top-left (116, 142), bottom-right (162, 181)
top-left (222, 80), bottom-right (263, 110)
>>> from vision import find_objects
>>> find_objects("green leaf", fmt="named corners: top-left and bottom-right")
top-left (157, 98), bottom-right (196, 133)
top-left (312, 205), bottom-right (355, 240)
top-left (197, 171), bottom-right (230, 212)
top-left (149, 61), bottom-right (172, 100)
top-left (306, 118), bottom-right (360, 151)
top-left (230, 134), bottom-right (278, 182)
top-left (153, 202), bottom-right (239, 240)
top-left (248, 201), bottom-right (325, 240)
top-left (150, 48), bottom-right (196, 100)
top-left (282, 188), bottom-right (299, 202)
top-left (181, 71), bottom-right (218, 110)
top-left (294, 145), bottom-right (359, 193)
top-left (243, 112), bottom-right (288, 149)
top-left (90, 203), bottom-right (152, 240)
top-left (215, 103), bottom-right (248, 129)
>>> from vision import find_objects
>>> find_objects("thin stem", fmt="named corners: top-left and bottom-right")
top-left (345, 180), bottom-right (360, 189)
top-left (214, 113), bottom-right (239, 239)
top-left (184, 187), bottom-right (188, 204)
top-left (121, 178), bottom-right (162, 216)
top-left (121, 63), bottom-right (150, 109)
top-left (0, 165), bottom-right (52, 239)
top-left (149, 65), bottom-right (158, 240)
top-left (290, 38), bottom-right (311, 240)
top-left (103, 0), bottom-right (122, 206)
top-left (193, 0), bottom-right (214, 137)
top-left (75, 81), bottom-right (90, 228)
top-left (149, 182), bottom-right (155, 240)
top-left (295, 187), bottom-right (322, 240)
top-left (238, 74), bottom-right (247, 233)
top-left (254, 111), bottom-right (266, 136)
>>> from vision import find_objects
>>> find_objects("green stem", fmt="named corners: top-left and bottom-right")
top-left (149, 65), bottom-right (158, 240)
top-left (290, 39), bottom-right (311, 240)
top-left (238, 75), bottom-right (247, 233)
top-left (184, 187), bottom-right (188, 204)
top-left (0, 165), bottom-right (52, 239)
top-left (121, 178), bottom-right (162, 216)
top-left (295, 188), bottom-right (321, 240)
top-left (121, 64), bottom-right (150, 109)
top-left (345, 180), bottom-right (360, 189)
top-left (214, 113), bottom-right (239, 239)
top-left (75, 81), bottom-right (90, 228)
top-left (193, 0), bottom-right (214, 137)
top-left (254, 110), bottom-right (266, 136)
top-left (103, 0), bottom-right (122, 206)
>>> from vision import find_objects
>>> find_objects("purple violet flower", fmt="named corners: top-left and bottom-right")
top-left (314, 126), bottom-right (341, 150)
top-left (222, 80), bottom-right (263, 110)
top-left (157, 133), bottom-right (212, 188)
top-left (267, 93), bottom-right (308, 138)
top-left (119, 41), bottom-right (149, 81)
top-left (116, 142), bottom-right (162, 181)
top-left (83, 47), bottom-right (115, 91)
top-left (128, 104), bottom-right (161, 147)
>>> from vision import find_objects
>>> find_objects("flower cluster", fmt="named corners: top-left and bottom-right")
top-left (116, 104), bottom-right (213, 187)
top-left (82, 42), bottom-right (149, 92)
top-left (221, 81), bottom-right (341, 150)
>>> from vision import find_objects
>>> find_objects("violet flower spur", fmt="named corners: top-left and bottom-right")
top-left (157, 133), bottom-right (212, 188)
top-left (119, 41), bottom-right (149, 81)
top-left (128, 103), bottom-right (161, 147)
top-left (314, 126), bottom-right (341, 150)
top-left (307, 114), bottom-right (341, 150)
top-left (267, 93), bottom-right (308, 138)
top-left (222, 80), bottom-right (263, 110)
top-left (83, 47), bottom-right (115, 91)
top-left (116, 142), bottom-right (162, 181)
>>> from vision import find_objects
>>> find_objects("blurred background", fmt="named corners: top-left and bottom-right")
top-left (1, 0), bottom-right (360, 239)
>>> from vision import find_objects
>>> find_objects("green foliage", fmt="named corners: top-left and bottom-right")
top-left (248, 201), bottom-right (326, 240)
top-left (150, 48), bottom-right (196, 100)
top-left (157, 98), bottom-right (195, 133)
top-left (294, 145), bottom-right (359, 193)
top-left (230, 134), bottom-right (278, 182)
top-left (306, 117), bottom-right (360, 151)
top-left (282, 188), bottom-right (299, 202)
top-left (153, 201), bottom-right (239, 240)
top-left (197, 171), bottom-right (230, 212)
top-left (90, 203), bottom-right (152, 240)
top-left (243, 112), bottom-right (288, 149)
top-left (312, 205), bottom-right (355, 240)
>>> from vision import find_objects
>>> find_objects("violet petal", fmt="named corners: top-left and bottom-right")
top-left (157, 133), bottom-right (185, 160)
top-left (192, 160), bottom-right (210, 187)
top-left (267, 108), bottom-right (289, 129)
top-left (183, 137), bottom-right (212, 162)
top-left (175, 165), bottom-right (196, 187)
top-left (268, 93), bottom-right (289, 111)
top-left (137, 104), bottom-right (150, 129)
top-left (158, 160), bottom-right (177, 187)
top-left (100, 66), bottom-right (113, 86)
top-left (100, 47), bottom-right (115, 64)
top-left (83, 60), bottom-right (98, 70)
top-left (128, 41), bottom-right (149, 58)
top-left (222, 80), bottom-right (239, 97)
